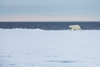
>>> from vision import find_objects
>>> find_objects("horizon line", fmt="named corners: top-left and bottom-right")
top-left (0, 21), bottom-right (100, 22)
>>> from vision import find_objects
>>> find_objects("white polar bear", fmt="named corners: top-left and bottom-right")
top-left (69, 25), bottom-right (81, 31)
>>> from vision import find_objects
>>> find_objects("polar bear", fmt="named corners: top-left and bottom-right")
top-left (69, 25), bottom-right (81, 31)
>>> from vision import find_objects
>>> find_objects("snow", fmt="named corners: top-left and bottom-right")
top-left (0, 29), bottom-right (100, 67)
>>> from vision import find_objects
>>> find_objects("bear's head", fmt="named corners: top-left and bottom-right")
top-left (69, 25), bottom-right (72, 28)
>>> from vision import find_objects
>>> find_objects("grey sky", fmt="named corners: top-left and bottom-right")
top-left (0, 0), bottom-right (100, 21)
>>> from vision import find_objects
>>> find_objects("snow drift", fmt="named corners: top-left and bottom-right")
top-left (0, 29), bottom-right (100, 67)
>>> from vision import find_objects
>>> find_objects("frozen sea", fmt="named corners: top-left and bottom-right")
top-left (0, 29), bottom-right (100, 67)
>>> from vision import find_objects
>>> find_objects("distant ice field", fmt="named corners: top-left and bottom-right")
top-left (0, 29), bottom-right (100, 67)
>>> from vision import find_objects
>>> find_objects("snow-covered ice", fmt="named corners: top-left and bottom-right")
top-left (0, 29), bottom-right (100, 67)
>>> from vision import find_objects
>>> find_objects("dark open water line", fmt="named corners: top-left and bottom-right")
top-left (0, 22), bottom-right (100, 30)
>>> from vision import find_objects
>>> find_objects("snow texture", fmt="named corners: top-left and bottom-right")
top-left (0, 29), bottom-right (100, 67)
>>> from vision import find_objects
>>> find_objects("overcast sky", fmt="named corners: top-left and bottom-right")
top-left (0, 0), bottom-right (100, 21)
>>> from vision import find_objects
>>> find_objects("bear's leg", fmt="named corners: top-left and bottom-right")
top-left (79, 28), bottom-right (81, 31)
top-left (73, 28), bottom-right (76, 31)
top-left (76, 28), bottom-right (79, 31)
top-left (76, 29), bottom-right (78, 31)
top-left (71, 28), bottom-right (73, 31)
